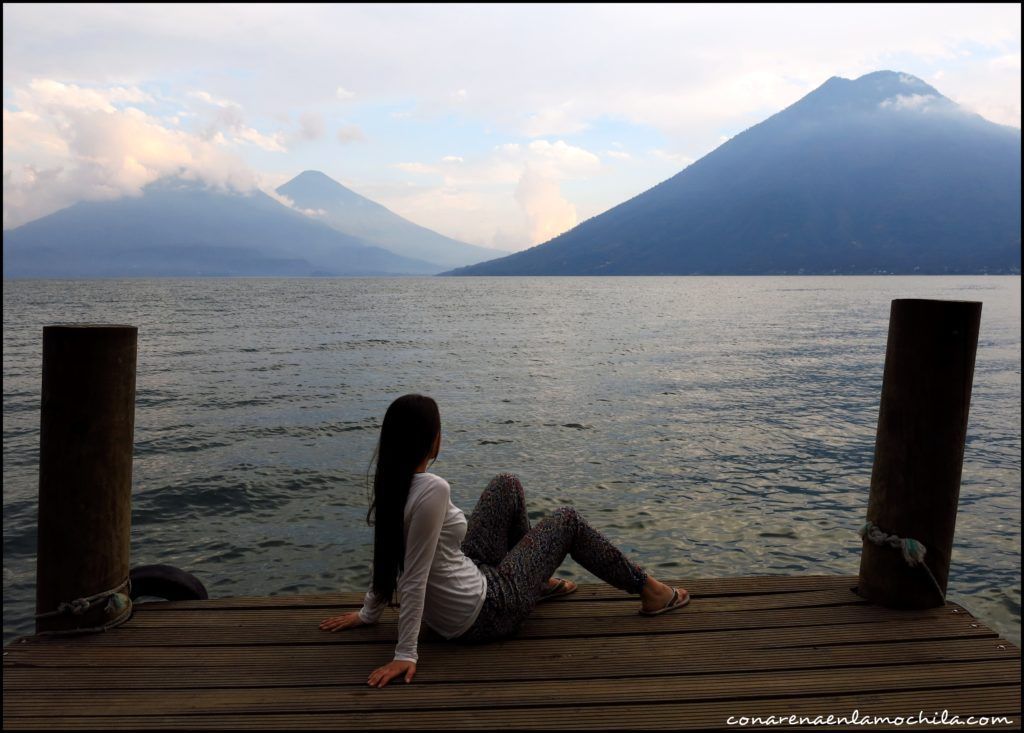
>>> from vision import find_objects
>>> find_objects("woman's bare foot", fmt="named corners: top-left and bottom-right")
top-left (640, 577), bottom-right (686, 613)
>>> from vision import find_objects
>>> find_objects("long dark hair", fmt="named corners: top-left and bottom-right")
top-left (366, 394), bottom-right (441, 604)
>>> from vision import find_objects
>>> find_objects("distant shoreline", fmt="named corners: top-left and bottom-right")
top-left (3, 273), bottom-right (1022, 281)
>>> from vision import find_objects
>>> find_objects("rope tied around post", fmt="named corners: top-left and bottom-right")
top-left (859, 521), bottom-right (945, 602)
top-left (34, 577), bottom-right (131, 620)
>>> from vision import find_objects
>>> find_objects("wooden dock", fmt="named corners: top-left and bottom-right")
top-left (3, 574), bottom-right (1020, 730)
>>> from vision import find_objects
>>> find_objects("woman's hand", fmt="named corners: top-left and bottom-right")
top-left (318, 611), bottom-right (367, 632)
top-left (367, 659), bottom-right (417, 687)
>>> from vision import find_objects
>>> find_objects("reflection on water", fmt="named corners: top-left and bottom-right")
top-left (3, 276), bottom-right (1020, 646)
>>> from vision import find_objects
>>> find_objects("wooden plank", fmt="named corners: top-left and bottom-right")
top-left (128, 576), bottom-right (858, 610)
top-left (2, 687), bottom-right (1019, 730)
top-left (5, 636), bottom-right (1015, 691)
top-left (12, 603), bottom-right (985, 649)
top-left (4, 614), bottom-right (1003, 668)
top-left (5, 634), bottom-right (1015, 692)
top-left (4, 660), bottom-right (1019, 717)
top-left (132, 585), bottom-right (872, 618)
top-left (5, 576), bottom-right (1018, 732)
top-left (3, 610), bottom-right (998, 664)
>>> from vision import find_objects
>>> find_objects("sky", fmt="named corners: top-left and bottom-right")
top-left (3, 3), bottom-right (1021, 251)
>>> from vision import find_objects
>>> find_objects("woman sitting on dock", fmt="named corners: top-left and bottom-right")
top-left (319, 394), bottom-right (690, 688)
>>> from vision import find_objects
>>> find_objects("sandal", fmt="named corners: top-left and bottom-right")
top-left (639, 587), bottom-right (690, 616)
top-left (539, 578), bottom-right (578, 601)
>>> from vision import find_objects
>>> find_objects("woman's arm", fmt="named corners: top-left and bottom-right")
top-left (319, 572), bottom-right (388, 632)
top-left (357, 586), bottom-right (388, 624)
top-left (392, 477), bottom-right (448, 662)
top-left (323, 477), bottom-right (447, 686)
top-left (367, 477), bottom-right (448, 687)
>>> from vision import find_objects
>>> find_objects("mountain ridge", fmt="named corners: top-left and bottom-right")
top-left (446, 71), bottom-right (1021, 276)
top-left (277, 171), bottom-right (507, 268)
top-left (2, 177), bottom-right (441, 277)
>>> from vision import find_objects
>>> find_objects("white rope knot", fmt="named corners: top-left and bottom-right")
top-left (859, 521), bottom-right (927, 567)
top-left (859, 520), bottom-right (945, 601)
top-left (61, 598), bottom-right (93, 615)
top-left (35, 578), bottom-right (131, 621)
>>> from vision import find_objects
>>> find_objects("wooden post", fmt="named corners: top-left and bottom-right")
top-left (858, 299), bottom-right (981, 609)
top-left (35, 325), bottom-right (137, 634)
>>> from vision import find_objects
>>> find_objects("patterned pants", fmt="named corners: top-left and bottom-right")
top-left (457, 473), bottom-right (648, 642)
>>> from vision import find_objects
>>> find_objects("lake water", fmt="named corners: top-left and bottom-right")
top-left (2, 276), bottom-right (1020, 646)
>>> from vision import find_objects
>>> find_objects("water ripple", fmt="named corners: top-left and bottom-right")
top-left (2, 276), bottom-right (1019, 647)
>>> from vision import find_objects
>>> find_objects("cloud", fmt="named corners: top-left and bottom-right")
top-left (336, 124), bottom-right (366, 143)
top-left (509, 142), bottom-right (599, 244)
top-left (514, 163), bottom-right (578, 245)
top-left (521, 100), bottom-right (589, 137)
top-left (605, 150), bottom-right (632, 161)
top-left (3, 108), bottom-right (69, 158)
top-left (383, 139), bottom-right (601, 247)
top-left (3, 5), bottom-right (1017, 239)
top-left (193, 99), bottom-right (288, 151)
top-left (3, 79), bottom-right (258, 228)
top-left (523, 139), bottom-right (600, 177)
top-left (990, 52), bottom-right (1021, 72)
top-left (3, 165), bottom-right (68, 229)
top-left (394, 161), bottom-right (434, 174)
top-left (264, 188), bottom-right (296, 209)
top-left (650, 149), bottom-right (695, 167)
top-left (235, 125), bottom-right (287, 151)
top-left (22, 79), bottom-right (154, 113)
top-left (263, 186), bottom-right (326, 217)
top-left (879, 93), bottom-right (938, 111)
top-left (297, 111), bottom-right (324, 141)
top-left (3, 5), bottom-right (1018, 140)
top-left (188, 89), bottom-right (237, 108)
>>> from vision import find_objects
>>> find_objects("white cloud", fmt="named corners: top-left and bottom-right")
top-left (3, 78), bottom-right (257, 228)
top-left (262, 185), bottom-right (326, 216)
top-left (297, 111), bottom-right (324, 141)
top-left (235, 125), bottom-right (287, 152)
top-left (384, 138), bottom-right (602, 247)
top-left (605, 150), bottom-right (632, 161)
top-left (3, 108), bottom-right (69, 158)
top-left (263, 188), bottom-right (296, 209)
top-left (990, 52), bottom-right (1021, 72)
top-left (650, 149), bottom-right (694, 167)
top-left (2, 4), bottom-right (1018, 238)
top-left (188, 94), bottom-right (289, 152)
top-left (521, 100), bottom-right (589, 137)
top-left (187, 89), bottom-right (237, 108)
top-left (3, 5), bottom-right (1018, 139)
top-left (20, 79), bottom-right (153, 113)
top-left (336, 124), bottom-right (366, 143)
top-left (879, 93), bottom-right (938, 111)
top-left (525, 139), bottom-right (601, 177)
top-left (394, 161), bottom-right (435, 174)
top-left (514, 163), bottom-right (578, 245)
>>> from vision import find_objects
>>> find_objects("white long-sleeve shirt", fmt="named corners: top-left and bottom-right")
top-left (357, 472), bottom-right (487, 662)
